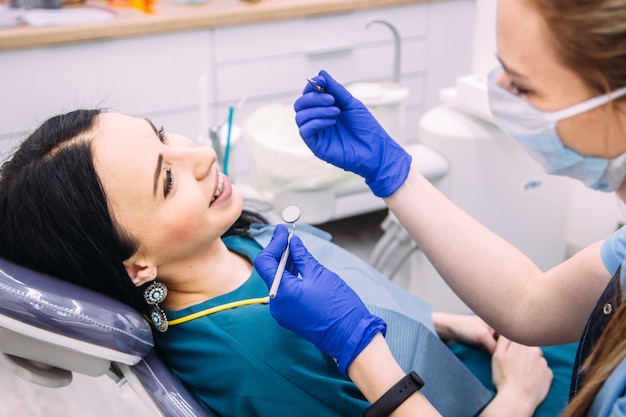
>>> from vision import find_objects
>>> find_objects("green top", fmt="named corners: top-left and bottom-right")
top-left (154, 235), bottom-right (368, 417)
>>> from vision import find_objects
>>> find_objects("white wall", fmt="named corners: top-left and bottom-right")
top-left (423, 0), bottom-right (476, 114)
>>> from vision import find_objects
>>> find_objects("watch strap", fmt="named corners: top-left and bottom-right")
top-left (363, 371), bottom-right (425, 417)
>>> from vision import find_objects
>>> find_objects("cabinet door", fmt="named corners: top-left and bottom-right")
top-left (212, 4), bottom-right (429, 107)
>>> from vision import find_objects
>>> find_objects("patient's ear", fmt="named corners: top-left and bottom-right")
top-left (123, 257), bottom-right (157, 287)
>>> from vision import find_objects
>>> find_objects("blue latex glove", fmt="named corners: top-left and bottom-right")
top-left (294, 69), bottom-right (412, 198)
top-left (254, 225), bottom-right (387, 375)
top-left (601, 224), bottom-right (626, 274)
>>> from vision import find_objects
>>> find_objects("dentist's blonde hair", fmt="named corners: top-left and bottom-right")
top-left (533, 0), bottom-right (626, 96)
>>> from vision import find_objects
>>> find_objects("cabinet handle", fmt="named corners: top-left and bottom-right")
top-left (306, 47), bottom-right (354, 60)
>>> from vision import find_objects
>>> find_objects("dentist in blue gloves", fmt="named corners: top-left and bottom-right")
top-left (254, 0), bottom-right (626, 415)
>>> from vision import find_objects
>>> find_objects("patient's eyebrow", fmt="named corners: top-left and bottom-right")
top-left (145, 118), bottom-right (163, 199)
top-left (153, 153), bottom-right (163, 199)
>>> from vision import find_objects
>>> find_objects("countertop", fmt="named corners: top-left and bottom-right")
top-left (0, 0), bottom-right (428, 50)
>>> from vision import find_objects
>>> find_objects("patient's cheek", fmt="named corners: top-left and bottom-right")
top-left (164, 218), bottom-right (199, 240)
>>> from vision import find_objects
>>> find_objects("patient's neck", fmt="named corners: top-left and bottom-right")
top-left (158, 241), bottom-right (253, 311)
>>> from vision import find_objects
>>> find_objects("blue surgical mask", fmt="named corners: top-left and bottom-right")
top-left (487, 65), bottom-right (626, 192)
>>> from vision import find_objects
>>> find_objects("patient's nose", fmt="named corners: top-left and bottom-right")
top-left (189, 146), bottom-right (216, 181)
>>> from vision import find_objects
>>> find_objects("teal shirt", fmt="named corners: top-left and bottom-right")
top-left (154, 235), bottom-right (368, 417)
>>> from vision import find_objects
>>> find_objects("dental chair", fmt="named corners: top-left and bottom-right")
top-left (0, 256), bottom-right (215, 417)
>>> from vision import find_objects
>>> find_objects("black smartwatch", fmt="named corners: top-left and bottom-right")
top-left (363, 371), bottom-right (425, 417)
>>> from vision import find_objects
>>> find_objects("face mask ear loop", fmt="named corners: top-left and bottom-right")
top-left (544, 86), bottom-right (626, 123)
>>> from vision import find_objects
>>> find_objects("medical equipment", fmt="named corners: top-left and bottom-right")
top-left (269, 204), bottom-right (301, 298)
top-left (204, 94), bottom-right (246, 170)
top-left (168, 297), bottom-right (270, 326)
top-left (223, 104), bottom-right (235, 175)
top-left (0, 256), bottom-right (215, 417)
top-left (243, 103), bottom-right (356, 199)
top-left (306, 78), bottom-right (326, 93)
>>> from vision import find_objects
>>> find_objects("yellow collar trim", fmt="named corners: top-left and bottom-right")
top-left (167, 296), bottom-right (270, 326)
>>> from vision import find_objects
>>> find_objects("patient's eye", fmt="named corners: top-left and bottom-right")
top-left (164, 169), bottom-right (174, 198)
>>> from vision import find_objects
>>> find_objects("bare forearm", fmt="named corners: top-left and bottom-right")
top-left (386, 170), bottom-right (537, 336)
top-left (348, 333), bottom-right (441, 417)
top-left (479, 388), bottom-right (538, 417)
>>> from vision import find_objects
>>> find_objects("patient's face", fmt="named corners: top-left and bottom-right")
top-left (91, 113), bottom-right (243, 273)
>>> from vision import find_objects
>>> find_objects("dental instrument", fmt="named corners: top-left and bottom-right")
top-left (209, 95), bottom-right (247, 171)
top-left (269, 205), bottom-right (301, 298)
top-left (223, 104), bottom-right (234, 175)
top-left (307, 78), bottom-right (327, 93)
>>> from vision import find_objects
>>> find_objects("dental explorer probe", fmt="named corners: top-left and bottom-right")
top-left (306, 78), bottom-right (327, 93)
top-left (269, 205), bottom-right (301, 298)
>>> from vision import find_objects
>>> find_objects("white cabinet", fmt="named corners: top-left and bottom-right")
top-left (0, 30), bottom-right (213, 153)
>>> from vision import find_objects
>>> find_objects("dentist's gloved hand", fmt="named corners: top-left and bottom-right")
top-left (254, 225), bottom-right (386, 375)
top-left (294, 69), bottom-right (412, 198)
top-left (601, 223), bottom-right (626, 274)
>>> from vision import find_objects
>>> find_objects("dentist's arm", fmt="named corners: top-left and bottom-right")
top-left (294, 70), bottom-right (611, 345)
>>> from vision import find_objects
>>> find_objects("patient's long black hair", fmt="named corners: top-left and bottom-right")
top-left (0, 109), bottom-right (266, 316)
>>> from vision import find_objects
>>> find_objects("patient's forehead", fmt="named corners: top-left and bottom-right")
top-left (96, 112), bottom-right (146, 138)
top-left (93, 113), bottom-right (155, 164)
top-left (91, 112), bottom-right (161, 215)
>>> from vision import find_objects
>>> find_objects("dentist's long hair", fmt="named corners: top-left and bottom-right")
top-left (534, 0), bottom-right (626, 95)
top-left (0, 109), bottom-right (265, 321)
top-left (530, 0), bottom-right (626, 415)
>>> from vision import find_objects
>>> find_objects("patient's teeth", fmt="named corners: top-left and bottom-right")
top-left (211, 175), bottom-right (224, 203)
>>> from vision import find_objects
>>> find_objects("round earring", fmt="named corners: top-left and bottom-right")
top-left (144, 281), bottom-right (167, 305)
top-left (144, 281), bottom-right (168, 332)
top-left (148, 306), bottom-right (168, 333)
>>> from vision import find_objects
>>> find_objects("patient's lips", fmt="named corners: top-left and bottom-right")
top-left (209, 172), bottom-right (231, 207)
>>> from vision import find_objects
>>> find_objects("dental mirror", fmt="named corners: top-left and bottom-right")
top-left (281, 204), bottom-right (301, 228)
top-left (269, 205), bottom-right (301, 298)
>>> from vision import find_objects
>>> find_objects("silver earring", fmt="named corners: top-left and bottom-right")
top-left (144, 281), bottom-right (168, 332)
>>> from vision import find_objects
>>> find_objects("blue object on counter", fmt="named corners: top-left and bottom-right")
top-left (223, 105), bottom-right (234, 176)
